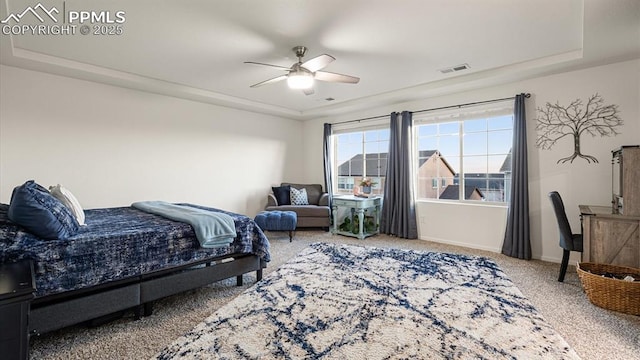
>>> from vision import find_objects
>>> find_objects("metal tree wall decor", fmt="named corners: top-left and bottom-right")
top-left (535, 93), bottom-right (622, 164)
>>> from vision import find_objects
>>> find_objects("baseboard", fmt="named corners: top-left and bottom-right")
top-left (418, 236), bottom-right (502, 254)
top-left (419, 236), bottom-right (567, 264)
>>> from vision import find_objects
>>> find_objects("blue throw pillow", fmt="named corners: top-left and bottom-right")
top-left (272, 185), bottom-right (291, 205)
top-left (8, 180), bottom-right (80, 240)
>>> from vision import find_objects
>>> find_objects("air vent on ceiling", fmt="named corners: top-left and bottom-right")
top-left (438, 63), bottom-right (470, 74)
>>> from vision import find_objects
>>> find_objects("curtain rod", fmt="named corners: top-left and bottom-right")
top-left (333, 93), bottom-right (531, 125)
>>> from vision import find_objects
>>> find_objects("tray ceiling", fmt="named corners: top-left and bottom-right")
top-left (1, 0), bottom-right (638, 120)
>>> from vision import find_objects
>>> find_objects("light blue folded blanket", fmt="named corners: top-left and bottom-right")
top-left (131, 201), bottom-right (237, 248)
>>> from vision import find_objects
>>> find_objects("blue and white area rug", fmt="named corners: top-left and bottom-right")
top-left (155, 243), bottom-right (580, 359)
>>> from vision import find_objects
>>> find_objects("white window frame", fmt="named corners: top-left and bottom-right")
top-left (331, 119), bottom-right (389, 196)
top-left (413, 101), bottom-right (514, 205)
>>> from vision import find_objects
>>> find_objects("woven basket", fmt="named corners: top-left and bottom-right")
top-left (576, 262), bottom-right (640, 316)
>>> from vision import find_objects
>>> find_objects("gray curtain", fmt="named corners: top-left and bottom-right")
top-left (502, 94), bottom-right (531, 259)
top-left (322, 123), bottom-right (334, 220)
top-left (380, 111), bottom-right (418, 239)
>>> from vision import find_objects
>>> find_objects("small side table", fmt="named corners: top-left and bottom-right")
top-left (332, 195), bottom-right (381, 239)
top-left (0, 260), bottom-right (36, 360)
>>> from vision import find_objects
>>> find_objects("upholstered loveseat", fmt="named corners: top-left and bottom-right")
top-left (266, 183), bottom-right (331, 229)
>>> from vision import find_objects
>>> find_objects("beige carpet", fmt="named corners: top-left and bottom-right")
top-left (30, 231), bottom-right (640, 359)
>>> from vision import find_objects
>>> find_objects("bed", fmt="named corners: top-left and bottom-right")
top-left (0, 202), bottom-right (270, 336)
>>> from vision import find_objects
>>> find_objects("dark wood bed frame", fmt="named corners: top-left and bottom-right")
top-left (28, 253), bottom-right (265, 336)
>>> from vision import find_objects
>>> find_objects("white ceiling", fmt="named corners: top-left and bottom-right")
top-left (1, 0), bottom-right (639, 120)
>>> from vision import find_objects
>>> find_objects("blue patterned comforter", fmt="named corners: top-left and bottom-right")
top-left (0, 203), bottom-right (270, 298)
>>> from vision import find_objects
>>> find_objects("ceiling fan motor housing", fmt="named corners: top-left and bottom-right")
top-left (293, 46), bottom-right (308, 60)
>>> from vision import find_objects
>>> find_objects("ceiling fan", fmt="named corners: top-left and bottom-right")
top-left (244, 46), bottom-right (360, 95)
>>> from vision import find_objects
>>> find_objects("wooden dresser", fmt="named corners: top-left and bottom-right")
top-left (580, 205), bottom-right (639, 268)
top-left (579, 145), bottom-right (640, 268)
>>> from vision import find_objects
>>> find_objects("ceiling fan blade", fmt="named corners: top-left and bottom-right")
top-left (302, 88), bottom-right (315, 96)
top-left (244, 61), bottom-right (291, 71)
top-left (301, 54), bottom-right (335, 72)
top-left (250, 75), bottom-right (287, 88)
top-left (315, 71), bottom-right (360, 84)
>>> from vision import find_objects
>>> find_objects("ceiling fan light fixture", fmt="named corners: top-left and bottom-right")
top-left (246, 46), bottom-right (358, 94)
top-left (287, 71), bottom-right (314, 89)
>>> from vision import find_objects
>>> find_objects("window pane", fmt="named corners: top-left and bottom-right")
top-left (364, 130), bottom-right (379, 142)
top-left (485, 174), bottom-right (506, 202)
top-left (418, 137), bottom-right (438, 152)
top-left (438, 135), bottom-right (460, 158)
top-left (441, 175), bottom-right (456, 198)
top-left (334, 129), bottom-right (387, 196)
top-left (379, 158), bottom-right (387, 176)
top-left (463, 155), bottom-right (487, 174)
top-left (487, 180), bottom-right (507, 202)
top-left (365, 142), bottom-right (380, 154)
top-left (444, 155), bottom-right (460, 174)
top-left (463, 132), bottom-right (487, 156)
top-left (348, 133), bottom-right (362, 143)
top-left (365, 157), bottom-right (383, 177)
top-left (347, 144), bottom-right (361, 158)
top-left (489, 154), bottom-right (510, 175)
top-left (464, 118), bottom-right (487, 132)
top-left (439, 122), bottom-right (459, 135)
top-left (488, 130), bottom-right (512, 154)
top-left (418, 124), bottom-right (437, 137)
top-left (379, 140), bottom-right (389, 153)
top-left (337, 177), bottom-right (354, 190)
top-left (371, 177), bottom-right (383, 189)
top-left (488, 115), bottom-right (513, 130)
top-left (464, 174), bottom-right (487, 200)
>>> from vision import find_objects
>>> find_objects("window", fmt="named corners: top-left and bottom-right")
top-left (415, 104), bottom-right (513, 203)
top-left (334, 128), bottom-right (389, 195)
top-left (337, 177), bottom-right (354, 191)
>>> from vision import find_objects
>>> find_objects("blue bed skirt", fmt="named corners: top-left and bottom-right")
top-left (0, 203), bottom-right (270, 298)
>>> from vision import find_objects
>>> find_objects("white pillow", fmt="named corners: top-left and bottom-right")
top-left (290, 187), bottom-right (309, 205)
top-left (49, 184), bottom-right (86, 226)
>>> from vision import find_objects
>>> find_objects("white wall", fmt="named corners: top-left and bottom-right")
top-left (0, 65), bottom-right (304, 217)
top-left (303, 59), bottom-right (640, 262)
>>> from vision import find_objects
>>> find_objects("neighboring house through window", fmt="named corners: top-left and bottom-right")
top-left (417, 150), bottom-right (456, 198)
